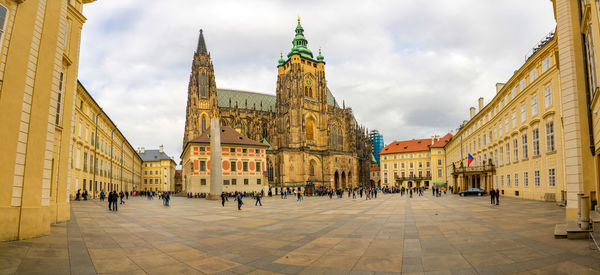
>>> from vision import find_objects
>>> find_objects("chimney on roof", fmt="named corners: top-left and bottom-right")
top-left (159, 145), bottom-right (164, 153)
top-left (431, 136), bottom-right (435, 145)
top-left (139, 147), bottom-right (145, 153)
top-left (478, 97), bottom-right (484, 112)
top-left (470, 107), bottom-right (476, 119)
top-left (496, 83), bottom-right (505, 94)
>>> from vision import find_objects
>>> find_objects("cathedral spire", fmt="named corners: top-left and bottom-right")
top-left (287, 17), bottom-right (313, 59)
top-left (197, 29), bottom-right (207, 54)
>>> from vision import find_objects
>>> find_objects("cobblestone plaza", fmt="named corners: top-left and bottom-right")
top-left (1, 194), bottom-right (599, 274)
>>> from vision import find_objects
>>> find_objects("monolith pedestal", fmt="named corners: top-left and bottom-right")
top-left (207, 118), bottom-right (222, 200)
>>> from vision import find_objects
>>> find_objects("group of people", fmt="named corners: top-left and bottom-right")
top-left (75, 189), bottom-right (89, 200)
top-left (106, 190), bottom-right (123, 211)
top-left (489, 189), bottom-right (500, 205)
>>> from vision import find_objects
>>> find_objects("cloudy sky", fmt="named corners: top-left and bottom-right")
top-left (78, 0), bottom-right (556, 165)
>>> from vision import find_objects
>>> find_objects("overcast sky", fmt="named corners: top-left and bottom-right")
top-left (78, 0), bottom-right (556, 165)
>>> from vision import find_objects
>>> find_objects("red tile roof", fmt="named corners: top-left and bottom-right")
top-left (370, 167), bottom-right (380, 172)
top-left (380, 133), bottom-right (452, 155)
top-left (380, 138), bottom-right (432, 155)
top-left (431, 133), bottom-right (453, 148)
top-left (186, 126), bottom-right (268, 148)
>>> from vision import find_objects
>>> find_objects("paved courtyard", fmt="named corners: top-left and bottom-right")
top-left (1, 193), bottom-right (599, 275)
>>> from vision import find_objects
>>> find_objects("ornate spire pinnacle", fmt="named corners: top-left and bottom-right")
top-left (287, 18), bottom-right (313, 59)
top-left (317, 47), bottom-right (324, 61)
top-left (278, 51), bottom-right (285, 66)
top-left (197, 29), bottom-right (207, 54)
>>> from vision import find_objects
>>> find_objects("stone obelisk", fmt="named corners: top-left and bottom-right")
top-left (207, 117), bottom-right (223, 200)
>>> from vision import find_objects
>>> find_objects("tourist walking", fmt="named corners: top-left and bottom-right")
top-left (76, 189), bottom-right (81, 201)
top-left (237, 192), bottom-right (243, 210)
top-left (490, 189), bottom-right (496, 205)
top-left (100, 190), bottom-right (105, 201)
top-left (409, 188), bottom-right (413, 198)
top-left (119, 191), bottom-right (125, 204)
top-left (256, 193), bottom-right (263, 206)
top-left (221, 192), bottom-right (226, 207)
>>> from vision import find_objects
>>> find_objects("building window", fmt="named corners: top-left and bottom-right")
top-left (437, 169), bottom-right (442, 177)
top-left (224, 180), bottom-right (230, 185)
top-left (512, 111), bottom-right (517, 128)
top-left (499, 147), bottom-right (504, 165)
top-left (520, 79), bottom-right (526, 91)
top-left (507, 174), bottom-right (511, 187)
top-left (543, 56), bottom-right (551, 72)
top-left (383, 173), bottom-right (388, 184)
top-left (585, 25), bottom-right (598, 99)
top-left (243, 162), bottom-right (248, 172)
top-left (144, 179), bottom-right (147, 185)
top-left (232, 179), bottom-right (237, 185)
top-left (534, 171), bottom-right (540, 187)
top-left (530, 69), bottom-right (537, 82)
top-left (383, 164), bottom-right (387, 169)
top-left (546, 121), bottom-right (555, 152)
top-left (522, 134), bottom-right (528, 159)
top-left (201, 179), bottom-right (206, 185)
top-left (257, 179), bottom-right (261, 185)
top-left (394, 163), bottom-right (397, 169)
top-left (505, 117), bottom-right (509, 131)
top-left (520, 104), bottom-right (526, 123)
top-left (483, 134), bottom-right (486, 146)
top-left (231, 161), bottom-right (236, 171)
top-left (513, 139), bottom-right (518, 161)
top-left (437, 159), bottom-right (442, 165)
top-left (55, 72), bottom-right (65, 125)
top-left (506, 143), bottom-right (510, 164)
top-left (531, 95), bottom-right (538, 116)
top-left (501, 175), bottom-right (504, 187)
top-left (200, 161), bottom-right (206, 171)
top-left (401, 163), bottom-right (405, 169)
top-left (256, 161), bottom-right (261, 172)
top-left (242, 148), bottom-right (247, 153)
top-left (532, 128), bottom-right (540, 156)
top-left (494, 149), bottom-right (498, 165)
top-left (83, 152), bottom-right (88, 172)
top-left (524, 172), bottom-right (529, 187)
top-left (548, 168), bottom-right (556, 187)
top-left (230, 148), bottom-right (235, 153)
top-left (201, 116), bottom-right (206, 133)
top-left (199, 147), bottom-right (205, 152)
top-left (244, 179), bottom-right (249, 185)
top-left (544, 86), bottom-right (552, 108)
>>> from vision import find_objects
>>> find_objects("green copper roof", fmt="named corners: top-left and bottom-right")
top-left (216, 88), bottom-right (338, 111)
top-left (217, 89), bottom-right (276, 111)
top-left (287, 18), bottom-right (314, 59)
top-left (278, 52), bottom-right (285, 66)
top-left (316, 48), bottom-right (324, 61)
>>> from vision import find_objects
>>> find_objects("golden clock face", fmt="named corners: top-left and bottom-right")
top-left (305, 79), bottom-right (312, 86)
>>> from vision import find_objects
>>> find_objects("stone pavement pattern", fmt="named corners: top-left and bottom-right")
top-left (1, 193), bottom-right (599, 274)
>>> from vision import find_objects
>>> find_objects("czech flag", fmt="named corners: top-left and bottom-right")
top-left (467, 154), bottom-right (474, 167)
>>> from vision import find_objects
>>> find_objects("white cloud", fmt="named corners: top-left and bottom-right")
top-left (78, 0), bottom-right (556, 166)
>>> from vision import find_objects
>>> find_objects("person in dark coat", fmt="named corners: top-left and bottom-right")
top-left (495, 188), bottom-right (500, 205)
top-left (221, 192), bottom-right (226, 207)
top-left (237, 192), bottom-right (243, 210)
top-left (107, 191), bottom-right (113, 210)
top-left (490, 189), bottom-right (495, 205)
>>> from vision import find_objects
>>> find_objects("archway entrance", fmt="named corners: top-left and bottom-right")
top-left (341, 171), bottom-right (346, 189)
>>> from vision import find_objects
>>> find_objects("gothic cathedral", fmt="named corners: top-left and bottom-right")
top-left (183, 19), bottom-right (372, 189)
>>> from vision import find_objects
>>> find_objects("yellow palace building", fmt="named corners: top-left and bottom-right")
top-left (380, 134), bottom-right (452, 189)
top-left (445, 0), bottom-right (600, 219)
top-left (70, 82), bottom-right (143, 198)
top-left (0, 0), bottom-right (95, 241)
top-left (138, 146), bottom-right (177, 192)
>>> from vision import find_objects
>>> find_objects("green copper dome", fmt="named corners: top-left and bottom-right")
top-left (317, 48), bottom-right (324, 61)
top-left (287, 17), bottom-right (314, 59)
top-left (278, 52), bottom-right (285, 66)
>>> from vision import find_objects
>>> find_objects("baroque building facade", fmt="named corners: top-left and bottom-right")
top-left (182, 19), bottom-right (371, 190)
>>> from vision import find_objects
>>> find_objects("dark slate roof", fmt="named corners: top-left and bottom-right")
top-left (138, 149), bottom-right (172, 162)
top-left (187, 126), bottom-right (268, 147)
top-left (216, 87), bottom-right (338, 111)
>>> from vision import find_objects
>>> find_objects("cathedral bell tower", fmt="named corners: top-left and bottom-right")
top-left (275, 17), bottom-right (327, 149)
top-left (183, 30), bottom-right (219, 149)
